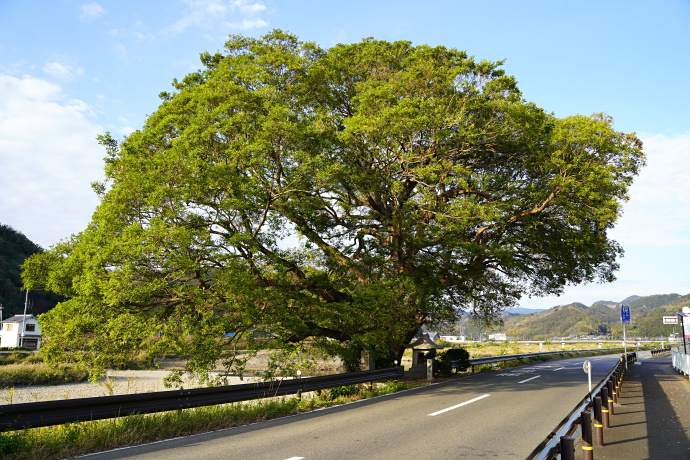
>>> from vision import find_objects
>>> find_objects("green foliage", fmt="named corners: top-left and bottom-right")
top-left (326, 384), bottom-right (359, 400)
top-left (0, 433), bottom-right (21, 456)
top-left (438, 347), bottom-right (470, 373)
top-left (22, 30), bottom-right (645, 381)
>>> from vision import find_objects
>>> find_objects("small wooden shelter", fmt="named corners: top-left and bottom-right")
top-left (404, 333), bottom-right (443, 378)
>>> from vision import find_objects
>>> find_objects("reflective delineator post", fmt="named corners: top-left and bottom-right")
top-left (593, 396), bottom-right (604, 445)
top-left (581, 410), bottom-right (593, 460)
top-left (296, 370), bottom-right (302, 400)
top-left (600, 387), bottom-right (610, 428)
top-left (607, 379), bottom-right (615, 416)
top-left (614, 372), bottom-right (620, 404)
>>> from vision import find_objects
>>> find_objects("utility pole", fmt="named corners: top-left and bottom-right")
top-left (20, 290), bottom-right (28, 348)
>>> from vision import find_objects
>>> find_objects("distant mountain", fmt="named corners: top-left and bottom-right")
top-left (593, 300), bottom-right (618, 308)
top-left (0, 224), bottom-right (62, 317)
top-left (500, 294), bottom-right (689, 340)
top-left (621, 295), bottom-right (641, 304)
top-left (626, 294), bottom-right (680, 310)
top-left (506, 307), bottom-right (549, 315)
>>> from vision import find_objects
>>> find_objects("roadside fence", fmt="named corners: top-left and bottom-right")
top-left (672, 347), bottom-right (690, 376)
top-left (525, 352), bottom-right (637, 460)
top-left (0, 367), bottom-right (403, 431)
top-left (458, 346), bottom-right (646, 373)
top-left (650, 347), bottom-right (670, 356)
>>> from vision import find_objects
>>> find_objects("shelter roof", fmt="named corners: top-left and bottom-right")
top-left (404, 333), bottom-right (443, 350)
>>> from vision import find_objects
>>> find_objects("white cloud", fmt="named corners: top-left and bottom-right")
top-left (42, 62), bottom-right (84, 80)
top-left (232, 0), bottom-right (266, 14)
top-left (114, 43), bottom-right (128, 60)
top-left (610, 133), bottom-right (690, 247)
top-left (79, 3), bottom-right (106, 22)
top-left (224, 18), bottom-right (268, 31)
top-left (0, 74), bottom-right (103, 248)
top-left (116, 117), bottom-right (136, 137)
top-left (168, 0), bottom-right (268, 34)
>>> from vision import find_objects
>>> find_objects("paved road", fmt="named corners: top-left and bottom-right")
top-left (81, 354), bottom-right (624, 460)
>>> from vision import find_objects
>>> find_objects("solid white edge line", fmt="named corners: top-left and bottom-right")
top-left (518, 375), bottom-right (541, 384)
top-left (428, 394), bottom-right (490, 416)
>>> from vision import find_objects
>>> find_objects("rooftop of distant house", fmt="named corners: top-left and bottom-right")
top-left (2, 315), bottom-right (38, 323)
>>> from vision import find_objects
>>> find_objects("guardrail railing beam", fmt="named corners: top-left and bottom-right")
top-left (0, 366), bottom-right (403, 430)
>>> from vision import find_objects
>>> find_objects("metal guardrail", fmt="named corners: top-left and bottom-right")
top-left (651, 347), bottom-right (671, 356)
top-left (526, 352), bottom-right (639, 459)
top-left (463, 346), bottom-right (641, 372)
top-left (0, 366), bottom-right (403, 431)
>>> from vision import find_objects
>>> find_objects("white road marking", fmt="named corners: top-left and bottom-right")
top-left (518, 375), bottom-right (541, 384)
top-left (428, 394), bottom-right (490, 416)
top-left (285, 457), bottom-right (305, 460)
top-left (553, 367), bottom-right (565, 371)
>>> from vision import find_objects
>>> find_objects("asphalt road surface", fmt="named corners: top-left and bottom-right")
top-left (81, 354), bottom-right (625, 460)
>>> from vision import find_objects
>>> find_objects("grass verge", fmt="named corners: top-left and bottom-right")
top-left (0, 363), bottom-right (88, 390)
top-left (0, 379), bottom-right (415, 459)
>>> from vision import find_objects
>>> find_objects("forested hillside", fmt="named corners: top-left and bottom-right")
top-left (0, 224), bottom-right (61, 317)
top-left (501, 294), bottom-right (688, 340)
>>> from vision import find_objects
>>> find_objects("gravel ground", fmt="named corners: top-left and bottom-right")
top-left (0, 370), bottom-right (264, 405)
top-left (1, 351), bottom-right (343, 405)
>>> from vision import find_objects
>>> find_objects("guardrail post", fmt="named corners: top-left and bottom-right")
top-left (600, 386), bottom-right (610, 428)
top-left (581, 410), bottom-right (593, 459)
top-left (607, 379), bottom-right (615, 416)
top-left (614, 371), bottom-right (620, 404)
top-left (560, 436), bottom-right (575, 460)
top-left (593, 396), bottom-right (604, 445)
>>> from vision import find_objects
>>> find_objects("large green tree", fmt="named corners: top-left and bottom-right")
top-left (23, 31), bottom-right (644, 379)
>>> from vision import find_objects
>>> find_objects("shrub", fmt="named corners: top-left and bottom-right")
top-left (438, 347), bottom-right (470, 374)
top-left (327, 385), bottom-right (359, 400)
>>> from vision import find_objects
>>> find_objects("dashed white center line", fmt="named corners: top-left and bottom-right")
top-left (553, 367), bottom-right (565, 371)
top-left (518, 375), bottom-right (541, 384)
top-left (428, 394), bottom-right (491, 416)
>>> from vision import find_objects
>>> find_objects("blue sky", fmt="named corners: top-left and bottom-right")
top-left (1, 0), bottom-right (688, 309)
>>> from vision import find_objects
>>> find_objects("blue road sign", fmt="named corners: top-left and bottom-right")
top-left (621, 305), bottom-right (631, 324)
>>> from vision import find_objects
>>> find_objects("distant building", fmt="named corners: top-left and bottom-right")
top-left (0, 315), bottom-right (41, 350)
top-left (439, 335), bottom-right (467, 343)
top-left (488, 333), bottom-right (508, 341)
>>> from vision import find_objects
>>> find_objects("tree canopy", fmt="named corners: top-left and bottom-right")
top-left (22, 30), bottom-right (645, 379)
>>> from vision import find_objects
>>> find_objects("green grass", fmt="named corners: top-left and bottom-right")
top-left (0, 379), bottom-right (416, 459)
top-left (0, 352), bottom-right (87, 390)
top-left (0, 363), bottom-right (88, 389)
